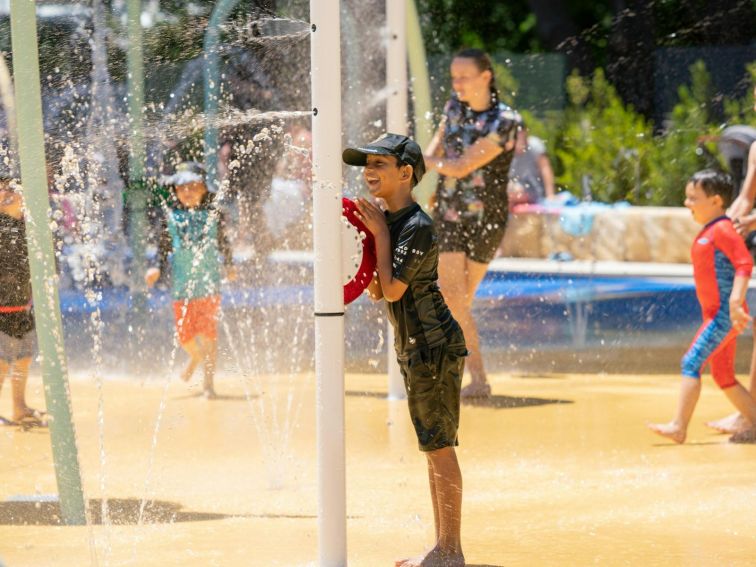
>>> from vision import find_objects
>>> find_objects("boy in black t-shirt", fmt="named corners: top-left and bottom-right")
top-left (0, 177), bottom-right (45, 428)
top-left (344, 133), bottom-right (467, 567)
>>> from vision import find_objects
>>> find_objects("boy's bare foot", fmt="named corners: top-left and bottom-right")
top-left (647, 422), bottom-right (686, 444)
top-left (460, 381), bottom-right (490, 398)
top-left (395, 546), bottom-right (465, 566)
top-left (396, 554), bottom-right (423, 566)
top-left (14, 408), bottom-right (48, 429)
top-left (706, 412), bottom-right (748, 434)
top-left (202, 388), bottom-right (217, 400)
top-left (180, 357), bottom-right (201, 382)
top-left (13, 406), bottom-right (45, 422)
top-left (729, 426), bottom-right (756, 444)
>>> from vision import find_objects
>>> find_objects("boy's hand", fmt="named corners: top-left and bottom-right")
top-left (729, 302), bottom-right (751, 333)
top-left (225, 266), bottom-right (238, 282)
top-left (355, 198), bottom-right (388, 237)
top-left (145, 267), bottom-right (161, 288)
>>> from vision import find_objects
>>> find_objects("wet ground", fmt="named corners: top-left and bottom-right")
top-left (1, 369), bottom-right (754, 566)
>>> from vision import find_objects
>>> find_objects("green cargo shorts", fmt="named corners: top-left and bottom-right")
top-left (398, 344), bottom-right (467, 452)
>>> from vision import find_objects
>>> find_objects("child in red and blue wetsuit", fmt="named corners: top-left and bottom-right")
top-left (649, 170), bottom-right (756, 443)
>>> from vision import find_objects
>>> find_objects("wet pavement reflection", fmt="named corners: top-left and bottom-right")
top-left (0, 370), bottom-right (754, 566)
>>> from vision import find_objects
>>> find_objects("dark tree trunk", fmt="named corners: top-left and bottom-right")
top-left (606, 0), bottom-right (656, 117)
top-left (527, 0), bottom-right (594, 75)
top-left (696, 0), bottom-right (755, 45)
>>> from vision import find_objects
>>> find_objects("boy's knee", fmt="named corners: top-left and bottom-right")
top-left (446, 296), bottom-right (470, 315)
top-left (425, 444), bottom-right (456, 459)
top-left (681, 355), bottom-right (700, 378)
top-left (713, 372), bottom-right (737, 389)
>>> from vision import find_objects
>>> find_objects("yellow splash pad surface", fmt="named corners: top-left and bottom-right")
top-left (1, 371), bottom-right (754, 566)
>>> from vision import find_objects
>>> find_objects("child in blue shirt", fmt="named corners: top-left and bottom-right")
top-left (146, 162), bottom-right (235, 398)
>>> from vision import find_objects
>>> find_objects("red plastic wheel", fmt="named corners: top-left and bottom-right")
top-left (342, 197), bottom-right (377, 305)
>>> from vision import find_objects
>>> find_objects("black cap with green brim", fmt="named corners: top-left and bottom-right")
top-left (342, 133), bottom-right (426, 186)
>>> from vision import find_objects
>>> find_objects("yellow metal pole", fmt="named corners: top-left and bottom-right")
top-left (406, 0), bottom-right (436, 209)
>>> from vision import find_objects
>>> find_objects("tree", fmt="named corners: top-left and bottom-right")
top-left (551, 68), bottom-right (654, 203)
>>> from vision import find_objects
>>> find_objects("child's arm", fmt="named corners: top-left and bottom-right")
top-left (146, 213), bottom-right (171, 287)
top-left (366, 272), bottom-right (383, 301)
top-left (355, 198), bottom-right (409, 302)
top-left (730, 274), bottom-right (751, 333)
top-left (715, 222), bottom-right (754, 331)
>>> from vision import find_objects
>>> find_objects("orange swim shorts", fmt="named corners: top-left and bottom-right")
top-left (173, 295), bottom-right (220, 345)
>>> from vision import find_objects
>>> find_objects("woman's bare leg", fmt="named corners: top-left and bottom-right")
top-left (10, 357), bottom-right (33, 421)
top-left (438, 251), bottom-right (490, 397)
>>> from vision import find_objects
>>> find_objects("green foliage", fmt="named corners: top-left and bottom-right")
top-left (525, 60), bottom-right (751, 207)
top-left (644, 60), bottom-right (719, 206)
top-left (491, 60), bottom-right (518, 107)
top-left (142, 16), bottom-right (207, 64)
top-left (549, 69), bottom-right (654, 204)
top-left (417, 0), bottom-right (541, 55)
top-left (723, 62), bottom-right (756, 125)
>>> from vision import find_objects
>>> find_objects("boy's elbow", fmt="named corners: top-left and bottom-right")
top-left (383, 289), bottom-right (405, 302)
top-left (367, 290), bottom-right (383, 301)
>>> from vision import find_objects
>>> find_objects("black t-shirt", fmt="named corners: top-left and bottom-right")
top-left (385, 203), bottom-right (464, 357)
top-left (0, 213), bottom-right (34, 338)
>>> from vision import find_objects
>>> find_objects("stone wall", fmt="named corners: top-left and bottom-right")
top-left (498, 206), bottom-right (700, 263)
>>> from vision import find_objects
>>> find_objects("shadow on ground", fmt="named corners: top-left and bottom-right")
top-left (346, 390), bottom-right (394, 399)
top-left (0, 498), bottom-right (236, 526)
top-left (172, 392), bottom-right (257, 402)
top-left (462, 395), bottom-right (572, 409)
top-left (347, 390), bottom-right (572, 410)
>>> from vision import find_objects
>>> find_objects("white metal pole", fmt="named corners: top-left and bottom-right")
top-left (385, 0), bottom-right (407, 400)
top-left (311, 1), bottom-right (346, 565)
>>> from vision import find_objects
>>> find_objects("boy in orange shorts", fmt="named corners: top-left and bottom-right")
top-left (146, 162), bottom-right (235, 398)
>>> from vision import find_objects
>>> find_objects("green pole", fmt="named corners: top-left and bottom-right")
top-left (9, 0), bottom-right (86, 525)
top-left (203, 0), bottom-right (241, 191)
top-left (126, 0), bottom-right (148, 308)
top-left (406, 0), bottom-right (436, 209)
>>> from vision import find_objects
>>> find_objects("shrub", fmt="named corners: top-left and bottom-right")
top-left (521, 60), bottom-right (752, 207)
top-left (642, 60), bottom-right (721, 206)
top-left (550, 68), bottom-right (654, 203)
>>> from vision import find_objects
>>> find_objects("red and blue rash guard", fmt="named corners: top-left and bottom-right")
top-left (682, 216), bottom-right (753, 388)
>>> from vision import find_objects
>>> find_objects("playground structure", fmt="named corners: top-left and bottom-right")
top-left (4, 0), bottom-right (429, 564)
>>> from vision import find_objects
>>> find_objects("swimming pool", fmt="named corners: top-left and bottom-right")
top-left (58, 254), bottom-right (754, 374)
